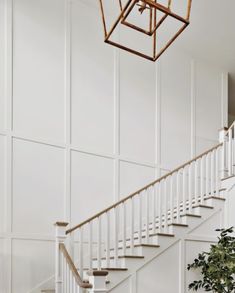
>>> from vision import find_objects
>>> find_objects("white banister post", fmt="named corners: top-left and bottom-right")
top-left (87, 271), bottom-right (109, 293)
top-left (55, 222), bottom-right (69, 293)
top-left (219, 127), bottom-right (228, 179)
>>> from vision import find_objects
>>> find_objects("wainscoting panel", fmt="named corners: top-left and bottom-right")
top-left (119, 52), bottom-right (156, 163)
top-left (71, 150), bottom-right (114, 225)
top-left (71, 0), bottom-right (114, 155)
top-left (0, 135), bottom-right (6, 232)
top-left (160, 50), bottom-right (191, 170)
top-left (12, 138), bottom-right (65, 235)
top-left (0, 0), bottom-right (6, 131)
top-left (195, 61), bottom-right (223, 145)
top-left (119, 160), bottom-right (155, 198)
top-left (11, 239), bottom-right (54, 293)
top-left (12, 0), bottom-right (66, 143)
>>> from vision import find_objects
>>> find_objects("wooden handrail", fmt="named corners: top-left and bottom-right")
top-left (226, 121), bottom-right (235, 134)
top-left (59, 243), bottom-right (92, 289)
top-left (66, 143), bottom-right (222, 234)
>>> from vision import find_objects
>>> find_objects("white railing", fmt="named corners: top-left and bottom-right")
top-left (55, 122), bottom-right (235, 292)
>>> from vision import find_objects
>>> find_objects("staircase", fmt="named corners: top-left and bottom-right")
top-left (40, 123), bottom-right (235, 293)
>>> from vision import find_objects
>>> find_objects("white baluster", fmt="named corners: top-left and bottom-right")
top-left (211, 150), bottom-right (215, 196)
top-left (106, 212), bottom-right (110, 268)
top-left (152, 185), bottom-right (156, 234)
top-left (130, 198), bottom-right (134, 254)
top-left (139, 193), bottom-right (142, 244)
top-left (215, 147), bottom-right (220, 196)
top-left (228, 128), bottom-right (233, 176)
top-left (176, 172), bottom-right (180, 221)
top-left (188, 163), bottom-right (192, 213)
top-left (164, 179), bottom-right (168, 233)
top-left (69, 270), bottom-right (73, 293)
top-left (200, 156), bottom-right (204, 203)
top-left (89, 221), bottom-right (93, 270)
top-left (146, 189), bottom-right (150, 242)
top-left (182, 168), bottom-right (186, 215)
top-left (79, 227), bottom-right (83, 277)
top-left (67, 263), bottom-right (70, 293)
top-left (97, 216), bottom-right (102, 270)
top-left (158, 182), bottom-right (162, 231)
top-left (170, 175), bottom-right (174, 224)
top-left (194, 160), bottom-right (198, 205)
top-left (114, 207), bottom-right (118, 267)
top-left (205, 154), bottom-right (209, 197)
top-left (122, 202), bottom-right (126, 255)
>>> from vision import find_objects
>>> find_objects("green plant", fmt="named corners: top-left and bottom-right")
top-left (187, 227), bottom-right (235, 292)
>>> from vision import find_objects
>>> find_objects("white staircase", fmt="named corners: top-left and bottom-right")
top-left (40, 123), bottom-right (235, 293)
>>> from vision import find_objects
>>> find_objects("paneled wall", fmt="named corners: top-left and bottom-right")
top-left (0, 0), bottom-right (228, 292)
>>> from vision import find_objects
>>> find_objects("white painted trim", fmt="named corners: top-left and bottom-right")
top-left (114, 46), bottom-right (120, 202)
top-left (155, 60), bottom-right (161, 178)
top-left (64, 0), bottom-right (72, 224)
top-left (190, 59), bottom-right (196, 158)
top-left (5, 0), bottom-right (13, 291)
top-left (221, 72), bottom-right (228, 128)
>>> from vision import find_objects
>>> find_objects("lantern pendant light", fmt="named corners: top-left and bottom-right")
top-left (98, 0), bottom-right (192, 61)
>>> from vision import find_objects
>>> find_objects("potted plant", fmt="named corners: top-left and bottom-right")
top-left (187, 227), bottom-right (235, 292)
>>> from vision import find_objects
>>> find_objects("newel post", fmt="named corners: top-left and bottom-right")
top-left (55, 222), bottom-right (69, 293)
top-left (219, 127), bottom-right (228, 179)
top-left (87, 271), bottom-right (109, 293)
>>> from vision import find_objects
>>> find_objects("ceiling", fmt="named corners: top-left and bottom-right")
top-left (172, 0), bottom-right (235, 115)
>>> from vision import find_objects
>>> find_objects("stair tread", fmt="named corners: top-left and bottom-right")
top-left (100, 267), bottom-right (128, 271)
top-left (109, 244), bottom-right (160, 251)
top-left (93, 255), bottom-right (144, 260)
top-left (168, 223), bottom-right (188, 227)
top-left (204, 196), bottom-right (226, 201)
top-left (180, 213), bottom-right (201, 218)
top-left (193, 204), bottom-right (214, 209)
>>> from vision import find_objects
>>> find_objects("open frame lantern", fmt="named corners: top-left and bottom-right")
top-left (99, 0), bottom-right (192, 61)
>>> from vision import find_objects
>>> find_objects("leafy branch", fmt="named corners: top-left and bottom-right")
top-left (187, 227), bottom-right (235, 292)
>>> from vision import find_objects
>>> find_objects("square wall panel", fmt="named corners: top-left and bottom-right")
top-left (0, 135), bottom-right (6, 232)
top-left (137, 241), bottom-right (180, 293)
top-left (195, 61), bottom-right (222, 141)
top-left (0, 239), bottom-right (6, 293)
top-left (196, 136), bottom-right (217, 156)
top-left (12, 239), bottom-right (54, 293)
top-left (160, 50), bottom-right (191, 170)
top-left (12, 139), bottom-right (64, 235)
top-left (119, 161), bottom-right (155, 198)
top-left (120, 52), bottom-right (156, 163)
top-left (71, 1), bottom-right (114, 155)
top-left (12, 0), bottom-right (65, 142)
top-left (0, 1), bottom-right (5, 131)
top-left (71, 151), bottom-right (114, 225)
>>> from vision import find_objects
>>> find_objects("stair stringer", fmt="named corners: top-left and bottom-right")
top-left (222, 175), bottom-right (235, 229)
top-left (106, 201), bottom-right (225, 293)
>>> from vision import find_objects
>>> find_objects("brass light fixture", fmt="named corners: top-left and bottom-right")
top-left (98, 0), bottom-right (192, 61)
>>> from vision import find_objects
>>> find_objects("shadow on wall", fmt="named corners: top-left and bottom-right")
top-left (228, 74), bottom-right (235, 126)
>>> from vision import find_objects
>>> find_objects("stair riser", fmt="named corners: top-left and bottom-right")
top-left (193, 206), bottom-right (213, 217)
top-left (204, 198), bottom-right (225, 209)
top-left (181, 215), bottom-right (201, 225)
top-left (168, 225), bottom-right (189, 235)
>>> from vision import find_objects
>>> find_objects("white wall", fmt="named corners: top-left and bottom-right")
top-left (0, 0), bottom-right (228, 292)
